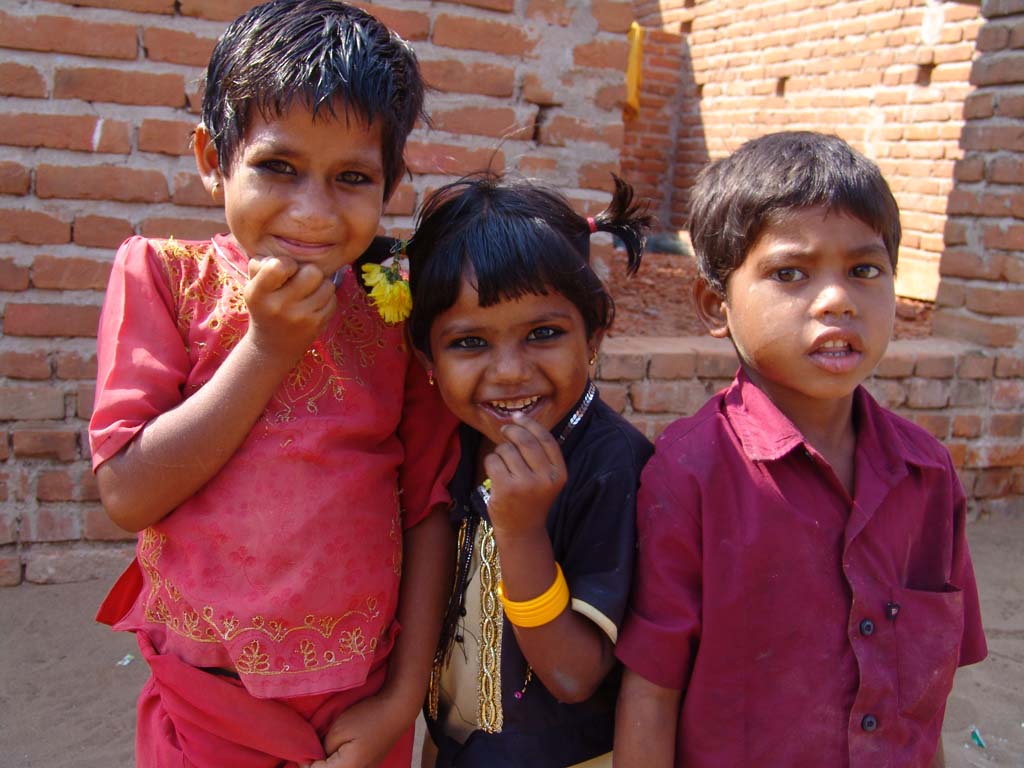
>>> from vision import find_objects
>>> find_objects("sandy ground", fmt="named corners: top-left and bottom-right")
top-left (1, 514), bottom-right (1021, 768)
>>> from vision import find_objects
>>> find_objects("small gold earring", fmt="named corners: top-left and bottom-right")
top-left (211, 180), bottom-right (220, 197)
top-left (588, 350), bottom-right (598, 366)
top-left (428, 369), bottom-right (435, 386)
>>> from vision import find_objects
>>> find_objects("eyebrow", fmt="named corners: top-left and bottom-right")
top-left (437, 309), bottom-right (576, 338)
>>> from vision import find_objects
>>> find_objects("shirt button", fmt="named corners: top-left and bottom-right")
top-left (861, 714), bottom-right (878, 732)
top-left (859, 619), bottom-right (875, 636)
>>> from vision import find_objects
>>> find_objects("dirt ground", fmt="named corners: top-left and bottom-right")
top-left (604, 249), bottom-right (933, 339)
top-left (0, 513), bottom-right (1020, 767)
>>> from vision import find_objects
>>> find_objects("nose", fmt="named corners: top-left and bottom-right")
top-left (811, 277), bottom-right (856, 320)
top-left (490, 344), bottom-right (532, 384)
top-left (291, 179), bottom-right (335, 230)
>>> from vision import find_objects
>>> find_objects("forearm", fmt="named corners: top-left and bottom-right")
top-left (614, 668), bottom-right (681, 768)
top-left (379, 505), bottom-right (453, 718)
top-left (96, 332), bottom-right (299, 531)
top-left (494, 526), bottom-right (614, 703)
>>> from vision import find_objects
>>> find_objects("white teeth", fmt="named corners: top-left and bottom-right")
top-left (490, 396), bottom-right (539, 412)
top-left (819, 340), bottom-right (849, 350)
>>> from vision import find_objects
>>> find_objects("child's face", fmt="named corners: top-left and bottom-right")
top-left (196, 103), bottom-right (385, 277)
top-left (698, 206), bottom-right (895, 414)
top-left (427, 278), bottom-right (595, 449)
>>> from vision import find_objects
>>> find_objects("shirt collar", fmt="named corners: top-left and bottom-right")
top-left (724, 368), bottom-right (946, 473)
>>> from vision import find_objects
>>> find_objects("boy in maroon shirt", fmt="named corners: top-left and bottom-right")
top-left (613, 131), bottom-right (986, 768)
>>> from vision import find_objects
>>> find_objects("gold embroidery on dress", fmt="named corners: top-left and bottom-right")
top-left (137, 526), bottom-right (392, 676)
top-left (478, 521), bottom-right (504, 733)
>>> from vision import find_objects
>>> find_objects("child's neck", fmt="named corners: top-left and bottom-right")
top-left (768, 390), bottom-right (858, 498)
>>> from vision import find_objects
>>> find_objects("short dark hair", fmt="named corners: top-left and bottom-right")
top-left (407, 172), bottom-right (651, 359)
top-left (200, 0), bottom-right (425, 199)
top-left (688, 131), bottom-right (901, 295)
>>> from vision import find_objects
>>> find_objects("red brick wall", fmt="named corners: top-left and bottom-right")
top-left (625, 0), bottom-right (984, 301)
top-left (0, 0), bottom-right (634, 584)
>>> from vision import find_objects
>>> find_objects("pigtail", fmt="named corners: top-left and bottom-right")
top-left (590, 174), bottom-right (653, 275)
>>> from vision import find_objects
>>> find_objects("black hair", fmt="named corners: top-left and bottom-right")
top-left (688, 131), bottom-right (901, 295)
top-left (200, 0), bottom-right (425, 199)
top-left (407, 172), bottom-right (651, 359)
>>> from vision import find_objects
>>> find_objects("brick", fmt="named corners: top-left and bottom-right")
top-left (13, 430), bottom-right (78, 461)
top-left (0, 12), bottom-right (137, 59)
top-left (0, 162), bottom-right (30, 196)
top-left (142, 28), bottom-right (217, 67)
top-left (526, 0), bottom-right (574, 25)
top-left (0, 62), bottom-right (46, 98)
top-left (24, 546), bottom-right (135, 584)
top-left (522, 74), bottom-right (559, 106)
top-left (982, 222), bottom-right (1024, 251)
top-left (23, 508), bottom-right (82, 543)
top-left (140, 217), bottom-right (226, 241)
top-left (37, 165), bottom-right (169, 204)
top-left (517, 156), bottom-right (559, 177)
top-left (540, 115), bottom-right (624, 148)
top-left (971, 51), bottom-right (1024, 86)
top-left (597, 353), bottom-right (646, 380)
top-left (989, 413), bottom-right (1024, 438)
top-left (55, 351), bottom-right (95, 380)
top-left (993, 380), bottom-right (1024, 409)
top-left (579, 162), bottom-right (621, 190)
top-left (631, 379), bottom-right (708, 413)
top-left (0, 351), bottom-right (50, 380)
top-left (931, 310), bottom-right (1019, 347)
top-left (952, 414), bottom-right (983, 438)
top-left (0, 553), bottom-right (21, 587)
top-left (32, 255), bottom-right (111, 291)
top-left (73, 215), bottom-right (135, 249)
top-left (421, 59), bottom-right (515, 97)
top-left (171, 173), bottom-right (219, 208)
top-left (405, 142), bottom-right (505, 176)
top-left (77, 383), bottom-right (96, 420)
top-left (910, 413), bottom-right (950, 439)
top-left (37, 470), bottom-right (75, 502)
top-left (139, 119), bottom-right (197, 156)
top-left (46, 0), bottom-right (175, 14)
top-left (444, 0), bottom-right (514, 10)
top-left (79, 468), bottom-right (100, 502)
top-left (965, 285), bottom-right (1024, 317)
top-left (597, 381), bottom-right (628, 412)
top-left (83, 506), bottom-right (135, 542)
top-left (914, 351), bottom-right (956, 378)
top-left (0, 386), bottom-right (65, 420)
top-left (0, 438), bottom-right (8, 462)
top-left (0, 114), bottom-right (130, 154)
top-left (648, 351), bottom-right (697, 379)
top-left (54, 68), bottom-right (185, 108)
top-left (0, 258), bottom-right (30, 291)
top-left (950, 380), bottom-right (986, 407)
top-left (592, 0), bottom-right (634, 33)
top-left (356, 5), bottom-right (431, 41)
top-left (574, 39), bottom-right (630, 70)
top-left (433, 14), bottom-right (535, 56)
top-left (431, 107), bottom-right (527, 139)
top-left (957, 352), bottom-right (995, 379)
top-left (966, 443), bottom-right (1024, 470)
top-left (905, 378), bottom-right (949, 408)
top-left (0, 210), bottom-right (71, 245)
top-left (628, 414), bottom-right (680, 441)
top-left (178, 0), bottom-right (256, 21)
top-left (4, 303), bottom-right (101, 338)
top-left (875, 349), bottom-right (917, 378)
top-left (695, 348), bottom-right (739, 378)
top-left (383, 184), bottom-right (416, 217)
top-left (0, 504), bottom-right (14, 542)
top-left (995, 354), bottom-right (1024, 377)
top-left (973, 469), bottom-right (1017, 499)
top-left (939, 249), bottom-right (1006, 281)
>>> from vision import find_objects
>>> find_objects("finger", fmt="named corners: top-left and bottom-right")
top-left (504, 415), bottom-right (564, 476)
top-left (249, 255), bottom-right (298, 291)
top-left (488, 441), bottom-right (532, 481)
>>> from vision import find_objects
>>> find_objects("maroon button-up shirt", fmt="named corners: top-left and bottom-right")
top-left (617, 371), bottom-right (986, 768)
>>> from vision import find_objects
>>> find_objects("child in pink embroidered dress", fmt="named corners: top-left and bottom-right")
top-left (89, 2), bottom-right (458, 766)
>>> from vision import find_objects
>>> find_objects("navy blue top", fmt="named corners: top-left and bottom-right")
top-left (426, 388), bottom-right (653, 767)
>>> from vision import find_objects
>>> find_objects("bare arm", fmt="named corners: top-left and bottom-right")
top-left (929, 737), bottom-right (945, 768)
top-left (614, 668), bottom-right (681, 768)
top-left (486, 415), bottom-right (614, 703)
top-left (316, 504), bottom-right (453, 766)
top-left (97, 257), bottom-right (336, 531)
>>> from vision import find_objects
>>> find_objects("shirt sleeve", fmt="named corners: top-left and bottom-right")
top-left (396, 356), bottom-right (460, 530)
top-left (615, 448), bottom-right (703, 691)
top-left (948, 455), bottom-right (987, 667)
top-left (560, 465), bottom-right (641, 643)
top-left (89, 237), bottom-right (191, 469)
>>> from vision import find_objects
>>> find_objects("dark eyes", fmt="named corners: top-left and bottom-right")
top-left (772, 264), bottom-right (885, 282)
top-left (447, 326), bottom-right (563, 350)
top-left (851, 264), bottom-right (883, 279)
top-left (773, 267), bottom-right (806, 283)
top-left (256, 161), bottom-right (370, 185)
top-left (527, 326), bottom-right (562, 341)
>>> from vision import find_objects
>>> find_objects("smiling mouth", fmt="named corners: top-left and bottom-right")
top-left (486, 396), bottom-right (541, 416)
top-left (815, 339), bottom-right (854, 356)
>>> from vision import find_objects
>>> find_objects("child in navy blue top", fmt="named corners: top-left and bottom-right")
top-left (407, 172), bottom-right (655, 767)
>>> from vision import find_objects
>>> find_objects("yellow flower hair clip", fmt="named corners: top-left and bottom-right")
top-left (361, 240), bottom-right (412, 324)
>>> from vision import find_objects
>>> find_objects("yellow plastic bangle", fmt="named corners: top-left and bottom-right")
top-left (497, 563), bottom-right (570, 628)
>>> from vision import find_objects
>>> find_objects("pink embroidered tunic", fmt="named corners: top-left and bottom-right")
top-left (91, 234), bottom-right (458, 700)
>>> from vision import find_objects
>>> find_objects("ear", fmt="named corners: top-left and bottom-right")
top-left (587, 328), bottom-right (606, 366)
top-left (693, 278), bottom-right (731, 339)
top-left (193, 124), bottom-right (223, 202)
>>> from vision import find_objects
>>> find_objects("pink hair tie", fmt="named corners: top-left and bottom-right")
top-left (586, 216), bottom-right (598, 233)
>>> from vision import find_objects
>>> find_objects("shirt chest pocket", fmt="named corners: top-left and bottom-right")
top-left (893, 584), bottom-right (964, 723)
